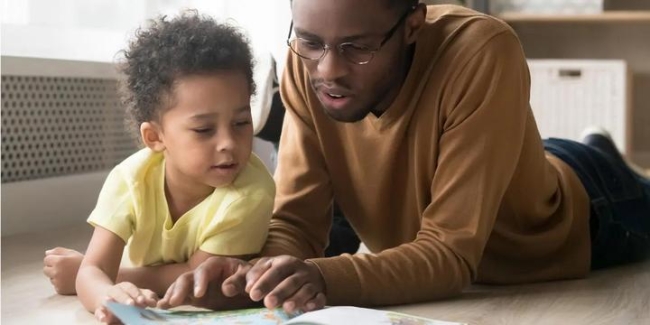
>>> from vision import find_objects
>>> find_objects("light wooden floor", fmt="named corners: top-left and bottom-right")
top-left (2, 225), bottom-right (649, 324)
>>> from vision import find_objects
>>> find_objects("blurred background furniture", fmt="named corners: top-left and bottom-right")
top-left (426, 0), bottom-right (650, 168)
top-left (477, 0), bottom-right (650, 167)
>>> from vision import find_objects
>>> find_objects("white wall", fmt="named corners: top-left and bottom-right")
top-left (1, 0), bottom-right (291, 68)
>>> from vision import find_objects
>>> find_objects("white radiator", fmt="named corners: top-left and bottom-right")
top-left (527, 59), bottom-right (631, 154)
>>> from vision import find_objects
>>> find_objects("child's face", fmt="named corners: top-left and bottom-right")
top-left (157, 71), bottom-right (253, 190)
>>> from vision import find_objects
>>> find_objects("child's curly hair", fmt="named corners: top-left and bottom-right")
top-left (119, 10), bottom-right (255, 139)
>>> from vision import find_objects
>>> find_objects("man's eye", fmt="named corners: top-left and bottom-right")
top-left (300, 40), bottom-right (323, 50)
top-left (343, 43), bottom-right (372, 52)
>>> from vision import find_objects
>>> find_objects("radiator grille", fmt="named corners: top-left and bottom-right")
top-left (1, 75), bottom-right (137, 183)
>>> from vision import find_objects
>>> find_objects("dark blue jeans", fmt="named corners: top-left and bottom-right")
top-left (544, 138), bottom-right (650, 269)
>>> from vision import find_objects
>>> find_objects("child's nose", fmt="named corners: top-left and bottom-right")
top-left (216, 130), bottom-right (236, 152)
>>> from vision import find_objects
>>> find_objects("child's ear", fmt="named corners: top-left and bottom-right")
top-left (140, 122), bottom-right (166, 152)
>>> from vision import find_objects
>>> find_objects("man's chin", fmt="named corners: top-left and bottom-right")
top-left (322, 106), bottom-right (368, 123)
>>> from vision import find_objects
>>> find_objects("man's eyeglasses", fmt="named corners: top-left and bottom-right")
top-left (286, 6), bottom-right (416, 65)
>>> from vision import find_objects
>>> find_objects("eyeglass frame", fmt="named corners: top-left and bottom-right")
top-left (286, 5), bottom-right (417, 65)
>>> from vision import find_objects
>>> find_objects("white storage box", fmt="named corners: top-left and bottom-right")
top-left (527, 59), bottom-right (630, 153)
top-left (490, 0), bottom-right (604, 14)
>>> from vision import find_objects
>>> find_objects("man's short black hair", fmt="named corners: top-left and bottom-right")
top-left (119, 10), bottom-right (255, 139)
top-left (290, 0), bottom-right (419, 13)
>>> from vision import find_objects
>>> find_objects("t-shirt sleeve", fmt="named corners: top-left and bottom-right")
top-left (87, 167), bottom-right (135, 243)
top-left (199, 193), bottom-right (273, 256)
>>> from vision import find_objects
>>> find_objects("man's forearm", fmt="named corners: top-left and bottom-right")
top-left (117, 263), bottom-right (191, 297)
top-left (262, 224), bottom-right (325, 260)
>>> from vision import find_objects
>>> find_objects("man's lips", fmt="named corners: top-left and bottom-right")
top-left (317, 85), bottom-right (353, 100)
top-left (316, 86), bottom-right (352, 98)
top-left (317, 90), bottom-right (353, 111)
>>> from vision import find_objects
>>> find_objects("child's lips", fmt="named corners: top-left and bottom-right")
top-left (212, 163), bottom-right (237, 169)
top-left (210, 163), bottom-right (238, 176)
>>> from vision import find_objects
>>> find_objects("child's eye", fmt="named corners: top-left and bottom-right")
top-left (192, 128), bottom-right (214, 134)
top-left (234, 120), bottom-right (251, 127)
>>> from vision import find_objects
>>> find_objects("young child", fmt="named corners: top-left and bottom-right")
top-left (42, 11), bottom-right (275, 323)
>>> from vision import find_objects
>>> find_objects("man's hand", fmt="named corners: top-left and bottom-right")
top-left (43, 247), bottom-right (84, 295)
top-left (157, 256), bottom-right (255, 310)
top-left (224, 256), bottom-right (327, 313)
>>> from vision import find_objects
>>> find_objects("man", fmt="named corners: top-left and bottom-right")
top-left (159, 0), bottom-right (650, 313)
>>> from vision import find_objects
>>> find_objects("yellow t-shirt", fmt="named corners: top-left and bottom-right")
top-left (87, 148), bottom-right (275, 267)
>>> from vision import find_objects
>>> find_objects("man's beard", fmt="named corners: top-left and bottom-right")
top-left (321, 104), bottom-right (370, 123)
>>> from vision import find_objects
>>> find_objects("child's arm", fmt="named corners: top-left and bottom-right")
top-left (76, 227), bottom-right (125, 312)
top-left (76, 226), bottom-right (125, 313)
top-left (115, 250), bottom-right (251, 296)
top-left (43, 247), bottom-right (253, 297)
top-left (76, 226), bottom-right (155, 321)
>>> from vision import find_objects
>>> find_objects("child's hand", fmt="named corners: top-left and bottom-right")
top-left (43, 247), bottom-right (84, 295)
top-left (94, 303), bottom-right (122, 324)
top-left (226, 256), bottom-right (327, 314)
top-left (94, 282), bottom-right (158, 324)
top-left (157, 256), bottom-right (254, 310)
top-left (107, 282), bottom-right (158, 307)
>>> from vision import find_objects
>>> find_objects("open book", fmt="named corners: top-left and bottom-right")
top-left (105, 301), bottom-right (466, 325)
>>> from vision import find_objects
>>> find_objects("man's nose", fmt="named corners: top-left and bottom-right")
top-left (316, 48), bottom-right (349, 82)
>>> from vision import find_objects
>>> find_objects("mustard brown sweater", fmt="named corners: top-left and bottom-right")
top-left (263, 5), bottom-right (591, 306)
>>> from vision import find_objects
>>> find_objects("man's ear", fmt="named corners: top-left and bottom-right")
top-left (140, 122), bottom-right (166, 152)
top-left (404, 3), bottom-right (427, 44)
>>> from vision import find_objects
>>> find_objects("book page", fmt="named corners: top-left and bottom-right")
top-left (105, 302), bottom-right (293, 324)
top-left (105, 302), bottom-right (465, 325)
top-left (285, 306), bottom-right (465, 325)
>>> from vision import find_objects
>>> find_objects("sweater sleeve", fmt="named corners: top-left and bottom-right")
top-left (309, 30), bottom-right (533, 305)
top-left (260, 52), bottom-right (334, 259)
